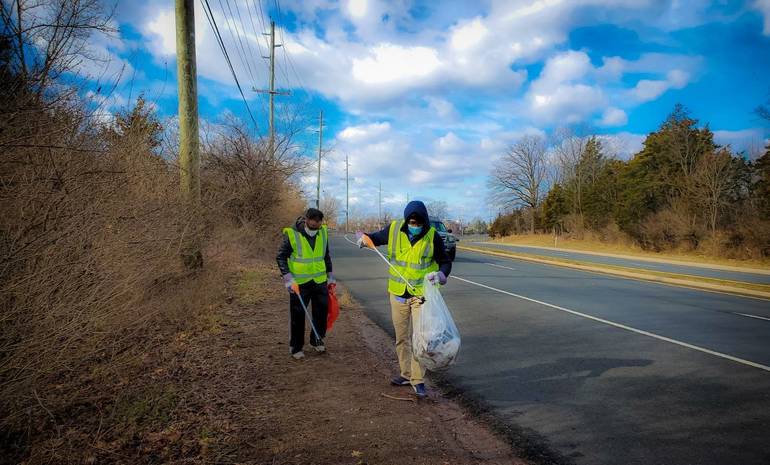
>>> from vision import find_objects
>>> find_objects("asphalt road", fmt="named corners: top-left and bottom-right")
top-left (464, 241), bottom-right (770, 285)
top-left (330, 235), bottom-right (770, 465)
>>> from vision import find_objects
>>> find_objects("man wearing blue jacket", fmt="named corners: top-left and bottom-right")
top-left (357, 200), bottom-right (452, 398)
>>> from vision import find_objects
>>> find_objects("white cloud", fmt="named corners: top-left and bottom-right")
top-left (753, 0), bottom-right (770, 35)
top-left (529, 84), bottom-right (606, 124)
top-left (337, 122), bottom-right (391, 142)
top-left (346, 0), bottom-right (368, 18)
top-left (597, 132), bottom-right (646, 159)
top-left (532, 50), bottom-right (593, 92)
top-left (630, 68), bottom-right (691, 102)
top-left (352, 44), bottom-right (441, 85)
top-left (434, 132), bottom-right (466, 153)
top-left (714, 128), bottom-right (769, 155)
top-left (525, 51), bottom-right (607, 124)
top-left (449, 17), bottom-right (489, 51)
top-left (144, 9), bottom-right (176, 56)
top-left (600, 107), bottom-right (628, 127)
top-left (425, 97), bottom-right (458, 119)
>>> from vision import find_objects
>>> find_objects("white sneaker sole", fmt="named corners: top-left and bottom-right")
top-left (291, 351), bottom-right (305, 360)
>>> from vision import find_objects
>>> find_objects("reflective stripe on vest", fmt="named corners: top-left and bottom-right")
top-left (284, 225), bottom-right (328, 284)
top-left (386, 220), bottom-right (438, 296)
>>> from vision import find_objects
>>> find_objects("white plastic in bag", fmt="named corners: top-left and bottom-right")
top-left (412, 281), bottom-right (461, 371)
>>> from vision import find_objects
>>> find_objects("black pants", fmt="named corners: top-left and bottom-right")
top-left (289, 281), bottom-right (328, 353)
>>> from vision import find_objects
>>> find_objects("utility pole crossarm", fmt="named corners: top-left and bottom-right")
top-left (251, 88), bottom-right (291, 96)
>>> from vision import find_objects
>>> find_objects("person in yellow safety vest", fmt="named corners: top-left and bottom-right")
top-left (276, 208), bottom-right (334, 360)
top-left (356, 200), bottom-right (452, 398)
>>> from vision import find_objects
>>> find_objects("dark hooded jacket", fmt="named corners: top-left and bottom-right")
top-left (366, 201), bottom-right (451, 297)
top-left (276, 217), bottom-right (333, 277)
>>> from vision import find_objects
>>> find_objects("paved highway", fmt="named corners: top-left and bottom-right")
top-left (331, 235), bottom-right (770, 465)
top-left (464, 241), bottom-right (770, 285)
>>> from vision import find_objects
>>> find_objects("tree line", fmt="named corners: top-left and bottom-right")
top-left (488, 104), bottom-right (770, 259)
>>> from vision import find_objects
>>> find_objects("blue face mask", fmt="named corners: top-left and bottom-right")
top-left (408, 225), bottom-right (423, 235)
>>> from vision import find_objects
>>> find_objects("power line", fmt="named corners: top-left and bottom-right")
top-left (217, 0), bottom-right (256, 84)
top-left (230, 0), bottom-right (261, 86)
top-left (199, 0), bottom-right (258, 127)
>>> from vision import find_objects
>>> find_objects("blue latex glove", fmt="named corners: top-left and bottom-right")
top-left (327, 272), bottom-right (336, 285)
top-left (426, 271), bottom-right (447, 285)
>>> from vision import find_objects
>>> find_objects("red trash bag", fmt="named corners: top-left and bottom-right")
top-left (327, 283), bottom-right (340, 331)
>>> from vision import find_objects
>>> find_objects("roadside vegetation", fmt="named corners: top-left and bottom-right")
top-left (0, 1), bottom-right (305, 461)
top-left (488, 105), bottom-right (770, 263)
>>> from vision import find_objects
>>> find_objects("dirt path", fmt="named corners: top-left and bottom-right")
top-left (186, 259), bottom-right (527, 464)
top-left (13, 256), bottom-right (526, 465)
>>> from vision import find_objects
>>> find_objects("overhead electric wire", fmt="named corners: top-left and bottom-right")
top-left (217, 0), bottom-right (256, 84)
top-left (273, 0), bottom-right (311, 97)
top-left (244, 0), bottom-right (266, 67)
top-left (199, 0), bottom-right (259, 127)
top-left (231, 0), bottom-right (262, 86)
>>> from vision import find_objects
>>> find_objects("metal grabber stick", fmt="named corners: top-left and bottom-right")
top-left (344, 234), bottom-right (419, 295)
top-left (291, 283), bottom-right (323, 344)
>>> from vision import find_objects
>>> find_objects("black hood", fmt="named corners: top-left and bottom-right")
top-left (403, 200), bottom-right (429, 224)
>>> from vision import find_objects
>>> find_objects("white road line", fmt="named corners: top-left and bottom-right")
top-left (451, 275), bottom-right (770, 373)
top-left (734, 312), bottom-right (770, 322)
top-left (486, 262), bottom-right (517, 271)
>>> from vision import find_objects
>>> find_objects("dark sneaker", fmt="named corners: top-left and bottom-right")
top-left (412, 383), bottom-right (427, 398)
top-left (390, 375), bottom-right (410, 386)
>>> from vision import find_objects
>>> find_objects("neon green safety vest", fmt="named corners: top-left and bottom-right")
top-left (386, 220), bottom-right (438, 296)
top-left (283, 225), bottom-right (328, 285)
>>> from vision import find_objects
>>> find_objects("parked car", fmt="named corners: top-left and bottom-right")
top-left (430, 220), bottom-right (458, 261)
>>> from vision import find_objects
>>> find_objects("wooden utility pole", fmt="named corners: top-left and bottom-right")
top-left (345, 153), bottom-right (349, 233)
top-left (316, 110), bottom-right (323, 209)
top-left (268, 21), bottom-right (277, 151)
top-left (175, 0), bottom-right (201, 267)
top-left (176, 0), bottom-right (200, 201)
top-left (254, 21), bottom-right (286, 154)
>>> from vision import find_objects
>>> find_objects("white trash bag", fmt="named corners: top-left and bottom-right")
top-left (412, 281), bottom-right (461, 371)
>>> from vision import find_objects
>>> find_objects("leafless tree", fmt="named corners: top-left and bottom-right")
top-left (489, 135), bottom-right (548, 233)
top-left (551, 127), bottom-right (589, 223)
top-left (694, 148), bottom-right (735, 234)
top-left (320, 195), bottom-right (340, 228)
top-left (426, 200), bottom-right (448, 222)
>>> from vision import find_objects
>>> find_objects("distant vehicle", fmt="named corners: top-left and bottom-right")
top-left (430, 220), bottom-right (458, 261)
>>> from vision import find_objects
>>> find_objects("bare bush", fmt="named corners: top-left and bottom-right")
top-left (0, 2), bottom-right (307, 457)
top-left (199, 119), bottom-right (305, 234)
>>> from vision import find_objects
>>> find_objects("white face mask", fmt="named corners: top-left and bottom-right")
top-left (305, 226), bottom-right (318, 237)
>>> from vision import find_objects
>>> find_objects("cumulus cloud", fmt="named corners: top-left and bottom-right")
top-left (599, 107), bottom-right (628, 127)
top-left (630, 69), bottom-right (690, 102)
top-left (597, 132), bottom-right (646, 159)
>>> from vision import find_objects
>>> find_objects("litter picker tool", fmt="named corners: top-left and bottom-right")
top-left (345, 234), bottom-right (418, 294)
top-left (291, 282), bottom-right (323, 344)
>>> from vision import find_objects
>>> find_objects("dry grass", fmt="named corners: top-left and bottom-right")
top-left (493, 233), bottom-right (770, 269)
top-left (0, 100), bottom-right (304, 463)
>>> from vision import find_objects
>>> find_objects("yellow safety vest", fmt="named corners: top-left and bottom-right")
top-left (284, 225), bottom-right (328, 285)
top-left (386, 220), bottom-right (438, 296)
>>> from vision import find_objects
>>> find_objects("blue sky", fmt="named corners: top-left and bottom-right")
top-left (86, 0), bottom-right (770, 221)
